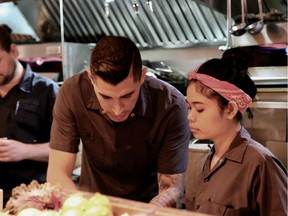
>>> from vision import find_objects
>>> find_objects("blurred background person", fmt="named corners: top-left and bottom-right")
top-left (0, 24), bottom-right (59, 205)
top-left (185, 48), bottom-right (287, 215)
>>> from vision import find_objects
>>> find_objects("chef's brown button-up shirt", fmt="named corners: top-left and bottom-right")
top-left (50, 71), bottom-right (190, 202)
top-left (190, 127), bottom-right (287, 216)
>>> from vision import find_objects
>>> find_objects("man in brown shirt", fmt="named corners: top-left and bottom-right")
top-left (47, 36), bottom-right (190, 207)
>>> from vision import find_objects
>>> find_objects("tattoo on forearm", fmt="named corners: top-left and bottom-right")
top-left (149, 173), bottom-right (185, 208)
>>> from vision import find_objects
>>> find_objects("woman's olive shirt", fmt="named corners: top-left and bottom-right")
top-left (190, 127), bottom-right (287, 216)
top-left (50, 71), bottom-right (190, 202)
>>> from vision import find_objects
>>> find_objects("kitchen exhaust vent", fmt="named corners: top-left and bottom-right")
top-left (9, 0), bottom-right (228, 48)
top-left (2, 0), bottom-right (285, 49)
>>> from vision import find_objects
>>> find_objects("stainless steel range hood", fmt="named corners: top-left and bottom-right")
top-left (1, 0), bottom-right (286, 49)
top-left (1, 0), bottom-right (229, 48)
top-left (56, 0), bottom-right (229, 48)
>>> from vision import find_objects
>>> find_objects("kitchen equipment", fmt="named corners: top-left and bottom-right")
top-left (230, 0), bottom-right (247, 36)
top-left (246, 0), bottom-right (264, 34)
top-left (219, 0), bottom-right (232, 50)
top-left (145, 61), bottom-right (188, 95)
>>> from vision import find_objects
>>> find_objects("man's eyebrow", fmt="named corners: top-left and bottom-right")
top-left (99, 90), bottom-right (135, 98)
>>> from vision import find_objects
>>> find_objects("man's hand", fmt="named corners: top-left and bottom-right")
top-left (0, 138), bottom-right (49, 162)
top-left (0, 138), bottom-right (27, 162)
top-left (149, 173), bottom-right (185, 208)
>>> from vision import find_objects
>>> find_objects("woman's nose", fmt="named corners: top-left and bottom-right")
top-left (187, 110), bottom-right (196, 122)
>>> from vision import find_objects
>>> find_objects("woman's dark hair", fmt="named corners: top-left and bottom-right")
top-left (193, 47), bottom-right (257, 121)
top-left (90, 36), bottom-right (142, 85)
top-left (0, 24), bottom-right (12, 52)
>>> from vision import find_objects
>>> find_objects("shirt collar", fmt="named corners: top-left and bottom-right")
top-left (18, 64), bottom-right (33, 93)
top-left (132, 77), bottom-right (154, 118)
top-left (224, 127), bottom-right (251, 163)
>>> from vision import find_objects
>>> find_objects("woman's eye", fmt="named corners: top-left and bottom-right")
top-left (196, 108), bottom-right (204, 113)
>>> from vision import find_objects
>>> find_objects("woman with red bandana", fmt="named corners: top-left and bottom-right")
top-left (185, 48), bottom-right (287, 216)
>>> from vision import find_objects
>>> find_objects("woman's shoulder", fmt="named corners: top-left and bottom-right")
top-left (245, 139), bottom-right (287, 173)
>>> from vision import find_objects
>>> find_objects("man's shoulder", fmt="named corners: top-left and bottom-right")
top-left (20, 69), bottom-right (59, 93)
top-left (142, 77), bottom-right (187, 115)
top-left (27, 69), bottom-right (58, 85)
top-left (144, 77), bottom-right (186, 100)
top-left (59, 71), bottom-right (92, 97)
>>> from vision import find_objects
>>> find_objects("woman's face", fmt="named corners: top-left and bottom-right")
top-left (186, 82), bottom-right (229, 141)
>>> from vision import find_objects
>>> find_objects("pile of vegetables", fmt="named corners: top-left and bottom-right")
top-left (16, 192), bottom-right (113, 216)
top-left (2, 180), bottom-right (113, 216)
top-left (1, 181), bottom-right (154, 216)
top-left (4, 180), bottom-right (67, 215)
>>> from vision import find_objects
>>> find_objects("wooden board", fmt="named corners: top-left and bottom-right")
top-left (108, 196), bottom-right (212, 216)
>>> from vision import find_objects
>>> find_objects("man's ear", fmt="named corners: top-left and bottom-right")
top-left (87, 69), bottom-right (94, 84)
top-left (226, 101), bottom-right (239, 119)
top-left (140, 67), bottom-right (147, 84)
top-left (10, 44), bottom-right (19, 58)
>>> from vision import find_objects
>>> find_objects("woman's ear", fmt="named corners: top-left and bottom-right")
top-left (225, 101), bottom-right (239, 119)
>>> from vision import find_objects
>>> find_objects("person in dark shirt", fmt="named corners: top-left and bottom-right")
top-left (47, 35), bottom-right (190, 207)
top-left (0, 24), bottom-right (59, 205)
top-left (185, 48), bottom-right (287, 215)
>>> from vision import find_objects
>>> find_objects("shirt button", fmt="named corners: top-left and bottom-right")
top-left (130, 113), bottom-right (135, 117)
top-left (196, 204), bottom-right (200, 209)
top-left (204, 178), bottom-right (209, 182)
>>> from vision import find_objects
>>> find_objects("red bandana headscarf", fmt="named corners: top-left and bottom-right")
top-left (188, 69), bottom-right (252, 113)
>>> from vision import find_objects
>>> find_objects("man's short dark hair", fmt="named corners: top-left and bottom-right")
top-left (0, 24), bottom-right (12, 52)
top-left (90, 36), bottom-right (142, 85)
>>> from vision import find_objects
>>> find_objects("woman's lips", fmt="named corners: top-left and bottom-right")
top-left (190, 127), bottom-right (199, 134)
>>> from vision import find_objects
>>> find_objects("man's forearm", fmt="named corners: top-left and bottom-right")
top-left (149, 173), bottom-right (185, 207)
top-left (46, 149), bottom-right (78, 192)
top-left (26, 142), bottom-right (50, 162)
top-left (47, 170), bottom-right (78, 192)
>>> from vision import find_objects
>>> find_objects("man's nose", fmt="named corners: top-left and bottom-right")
top-left (112, 102), bottom-right (123, 115)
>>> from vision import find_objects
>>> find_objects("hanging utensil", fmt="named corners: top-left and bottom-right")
top-left (230, 0), bottom-right (247, 36)
top-left (219, 0), bottom-right (232, 50)
top-left (132, 0), bottom-right (139, 15)
top-left (147, 0), bottom-right (153, 12)
top-left (104, 0), bottom-right (114, 17)
top-left (246, 0), bottom-right (264, 34)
